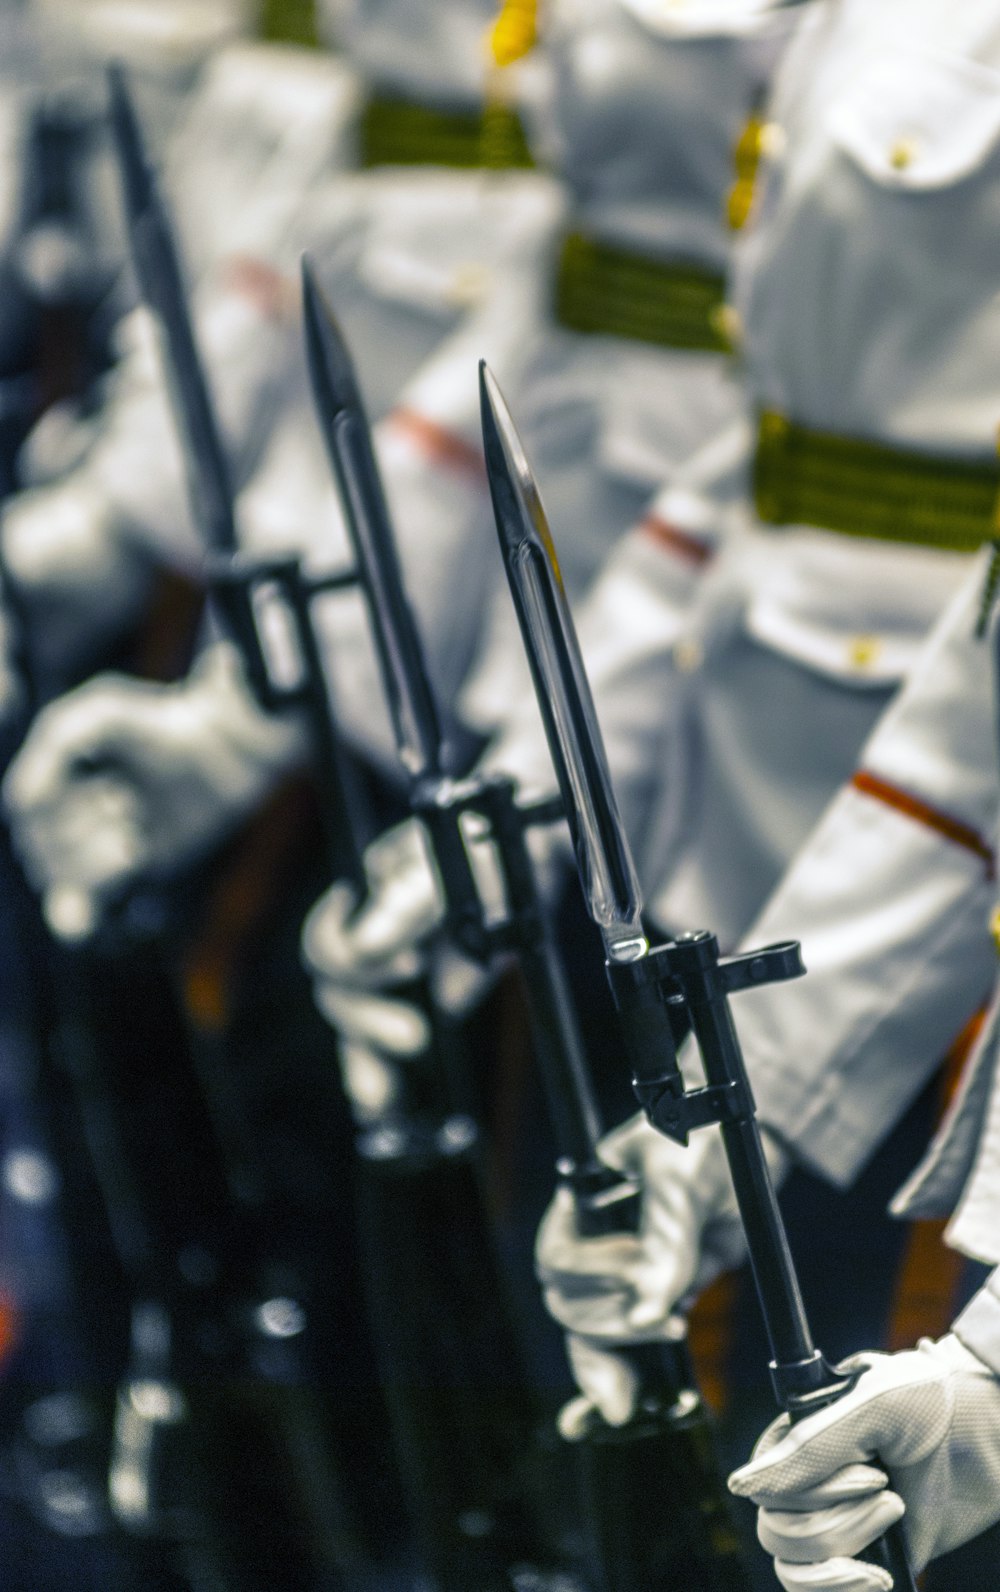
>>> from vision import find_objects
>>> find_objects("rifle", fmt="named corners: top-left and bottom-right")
top-left (104, 63), bottom-right (406, 1587)
top-left (110, 63), bottom-right (545, 1592)
top-left (302, 261), bottom-right (752, 1592)
top-left (479, 360), bottom-right (919, 1592)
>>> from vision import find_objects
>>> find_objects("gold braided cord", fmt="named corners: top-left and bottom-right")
top-left (754, 410), bottom-right (1000, 553)
top-left (483, 1), bottom-right (539, 166)
top-left (489, 0), bottom-right (539, 66)
top-left (554, 231), bottom-right (731, 353)
top-left (258, 0), bottom-right (319, 47)
top-left (727, 111), bottom-right (766, 232)
top-left (358, 93), bottom-right (533, 169)
top-left (480, 100), bottom-right (536, 169)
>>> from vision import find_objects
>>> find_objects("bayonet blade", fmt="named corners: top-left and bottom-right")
top-left (301, 253), bottom-right (446, 783)
top-left (107, 62), bottom-right (236, 555)
top-left (479, 361), bottom-right (646, 960)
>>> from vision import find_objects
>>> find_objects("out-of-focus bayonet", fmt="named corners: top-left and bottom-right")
top-left (303, 253), bottom-right (625, 1194)
top-left (302, 257), bottom-right (444, 781)
top-left (108, 63), bottom-right (366, 893)
top-left (481, 360), bottom-right (917, 1592)
top-left (107, 63), bottom-right (236, 558)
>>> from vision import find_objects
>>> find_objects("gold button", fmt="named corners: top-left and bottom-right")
top-left (710, 303), bottom-right (742, 351)
top-left (889, 137), bottom-right (918, 171)
top-left (673, 637), bottom-right (704, 674)
top-left (848, 635), bottom-right (882, 670)
top-left (759, 122), bottom-right (786, 161)
top-left (450, 262), bottom-right (490, 306)
top-left (759, 411), bottom-right (789, 444)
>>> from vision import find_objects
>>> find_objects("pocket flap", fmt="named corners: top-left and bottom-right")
top-left (831, 50), bottom-right (1000, 190)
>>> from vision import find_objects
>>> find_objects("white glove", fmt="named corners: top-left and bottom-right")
top-left (1, 476), bottom-right (154, 682)
top-left (728, 1333), bottom-right (1000, 1589)
top-left (537, 1112), bottom-right (787, 1429)
top-left (336, 1039), bottom-right (403, 1124)
top-left (301, 815), bottom-right (502, 1056)
top-left (4, 643), bottom-right (305, 940)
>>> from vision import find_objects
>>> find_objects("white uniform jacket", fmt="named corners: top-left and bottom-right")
top-left (488, 0), bottom-right (1000, 949)
top-left (711, 551), bottom-right (1000, 1371)
top-left (17, 2), bottom-right (560, 586)
top-left (365, 0), bottom-right (809, 744)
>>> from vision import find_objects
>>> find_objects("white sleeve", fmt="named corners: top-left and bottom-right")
top-left (731, 552), bottom-right (1000, 1186)
top-left (955, 1269), bottom-right (1000, 1376)
top-left (87, 262), bottom-right (302, 566)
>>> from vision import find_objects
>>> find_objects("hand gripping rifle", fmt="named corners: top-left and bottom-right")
top-left (479, 361), bottom-right (919, 1592)
top-left (110, 64), bottom-right (544, 1592)
top-left (302, 263), bottom-right (752, 1592)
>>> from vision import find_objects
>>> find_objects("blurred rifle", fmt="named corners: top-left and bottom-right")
top-left (109, 62), bottom-right (547, 1592)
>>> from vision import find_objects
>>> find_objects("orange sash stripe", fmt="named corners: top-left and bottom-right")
top-left (183, 775), bottom-right (319, 1033)
top-left (885, 1009), bottom-right (986, 1351)
top-left (639, 513), bottom-right (715, 568)
top-left (687, 1271), bottom-right (741, 1415)
top-left (387, 407), bottom-right (486, 483)
top-left (220, 255), bottom-right (298, 322)
top-left (852, 769), bottom-right (996, 878)
top-left (0, 1293), bottom-right (19, 1367)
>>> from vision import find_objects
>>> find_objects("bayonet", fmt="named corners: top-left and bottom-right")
top-left (481, 362), bottom-right (645, 960)
top-left (107, 62), bottom-right (236, 557)
top-left (302, 256), bottom-right (445, 781)
top-left (303, 257), bottom-right (630, 1188)
top-left (108, 62), bottom-right (366, 891)
top-left (481, 360), bottom-right (917, 1592)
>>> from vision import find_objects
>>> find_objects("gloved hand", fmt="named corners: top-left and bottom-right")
top-left (537, 1112), bottom-right (787, 1430)
top-left (728, 1333), bottom-right (1000, 1590)
top-left (301, 815), bottom-right (503, 1056)
top-left (1, 476), bottom-right (154, 684)
top-left (336, 1038), bottom-right (403, 1124)
top-left (4, 642), bottom-right (305, 940)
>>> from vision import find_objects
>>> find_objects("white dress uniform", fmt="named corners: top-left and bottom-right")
top-left (168, 0), bottom-right (807, 773)
top-left (1, 0), bottom-right (560, 682)
top-left (717, 552), bottom-right (1000, 1588)
top-left (489, 0), bottom-right (1000, 951)
top-left (730, 555), bottom-right (1000, 1225)
top-left (376, 0), bottom-right (807, 744)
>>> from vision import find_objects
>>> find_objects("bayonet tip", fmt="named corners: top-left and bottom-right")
top-left (479, 360), bottom-right (564, 586)
top-left (301, 253), bottom-right (363, 421)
